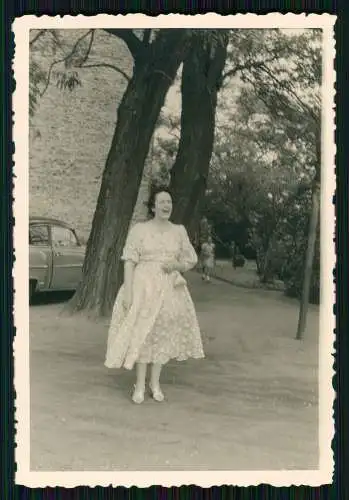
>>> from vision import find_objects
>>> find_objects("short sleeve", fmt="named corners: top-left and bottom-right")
top-left (121, 223), bottom-right (142, 264)
top-left (178, 225), bottom-right (198, 272)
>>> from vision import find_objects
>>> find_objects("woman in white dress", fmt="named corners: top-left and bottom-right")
top-left (105, 188), bottom-right (204, 404)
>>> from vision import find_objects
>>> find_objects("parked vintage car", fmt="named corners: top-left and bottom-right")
top-left (29, 216), bottom-right (86, 300)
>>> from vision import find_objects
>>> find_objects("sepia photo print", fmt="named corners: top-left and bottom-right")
top-left (13, 13), bottom-right (336, 488)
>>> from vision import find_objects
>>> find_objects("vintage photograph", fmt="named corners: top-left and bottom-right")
top-left (13, 14), bottom-right (335, 487)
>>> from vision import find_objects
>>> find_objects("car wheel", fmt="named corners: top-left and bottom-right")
top-left (29, 280), bottom-right (37, 304)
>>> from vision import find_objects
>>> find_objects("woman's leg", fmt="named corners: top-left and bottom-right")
top-left (149, 363), bottom-right (165, 402)
top-left (202, 265), bottom-right (207, 280)
top-left (203, 265), bottom-right (210, 281)
top-left (132, 362), bottom-right (147, 404)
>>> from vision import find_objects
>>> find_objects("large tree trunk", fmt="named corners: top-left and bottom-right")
top-left (68, 30), bottom-right (190, 317)
top-left (169, 31), bottom-right (229, 241)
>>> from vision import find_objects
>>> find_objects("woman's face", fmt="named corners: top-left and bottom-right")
top-left (153, 191), bottom-right (173, 220)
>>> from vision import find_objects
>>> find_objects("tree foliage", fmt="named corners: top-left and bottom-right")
top-left (29, 28), bottom-right (132, 119)
top-left (203, 29), bottom-right (321, 301)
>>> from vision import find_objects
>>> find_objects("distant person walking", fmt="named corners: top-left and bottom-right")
top-left (200, 235), bottom-right (215, 282)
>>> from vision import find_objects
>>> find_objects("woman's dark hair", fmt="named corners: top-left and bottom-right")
top-left (146, 186), bottom-right (173, 218)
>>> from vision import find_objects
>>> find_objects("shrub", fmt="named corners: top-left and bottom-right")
top-left (282, 236), bottom-right (320, 305)
top-left (232, 254), bottom-right (245, 268)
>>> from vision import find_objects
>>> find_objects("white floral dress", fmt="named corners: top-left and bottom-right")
top-left (104, 221), bottom-right (205, 370)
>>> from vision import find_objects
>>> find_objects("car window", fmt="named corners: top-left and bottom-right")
top-left (51, 225), bottom-right (79, 248)
top-left (29, 224), bottom-right (49, 246)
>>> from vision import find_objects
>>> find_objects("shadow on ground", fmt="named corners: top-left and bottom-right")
top-left (31, 291), bottom-right (75, 306)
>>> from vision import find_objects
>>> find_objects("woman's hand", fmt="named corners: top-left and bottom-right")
top-left (123, 260), bottom-right (135, 313)
top-left (122, 289), bottom-right (133, 312)
top-left (162, 260), bottom-right (180, 274)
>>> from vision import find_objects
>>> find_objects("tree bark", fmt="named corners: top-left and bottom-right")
top-left (68, 30), bottom-right (190, 317)
top-left (296, 180), bottom-right (320, 339)
top-left (169, 31), bottom-right (229, 240)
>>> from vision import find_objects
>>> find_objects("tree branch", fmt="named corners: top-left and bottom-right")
top-left (39, 29), bottom-right (94, 97)
top-left (40, 56), bottom-right (68, 97)
top-left (257, 64), bottom-right (320, 124)
top-left (78, 30), bottom-right (95, 66)
top-left (102, 28), bottom-right (143, 59)
top-left (153, 69), bottom-right (174, 83)
top-left (29, 29), bottom-right (46, 47)
top-left (47, 30), bottom-right (66, 52)
top-left (66, 29), bottom-right (94, 66)
top-left (142, 29), bottom-right (152, 46)
top-left (222, 53), bottom-right (280, 82)
top-left (241, 72), bottom-right (294, 129)
top-left (242, 66), bottom-right (320, 138)
top-left (79, 63), bottom-right (130, 81)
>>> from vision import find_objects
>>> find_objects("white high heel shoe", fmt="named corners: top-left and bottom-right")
top-left (132, 385), bottom-right (145, 404)
top-left (149, 384), bottom-right (165, 402)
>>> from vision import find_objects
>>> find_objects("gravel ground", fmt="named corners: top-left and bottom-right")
top-left (30, 272), bottom-right (319, 471)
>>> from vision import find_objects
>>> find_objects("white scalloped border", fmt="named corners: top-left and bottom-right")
top-left (12, 12), bottom-right (336, 488)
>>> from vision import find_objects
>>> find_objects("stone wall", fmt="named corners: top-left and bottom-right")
top-left (29, 29), bottom-right (151, 240)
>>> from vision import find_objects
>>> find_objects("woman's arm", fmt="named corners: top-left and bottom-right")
top-left (162, 226), bottom-right (198, 275)
top-left (176, 225), bottom-right (198, 273)
top-left (121, 223), bottom-right (141, 310)
top-left (123, 260), bottom-right (136, 310)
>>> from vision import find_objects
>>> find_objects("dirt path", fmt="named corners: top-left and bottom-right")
top-left (30, 273), bottom-right (319, 471)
